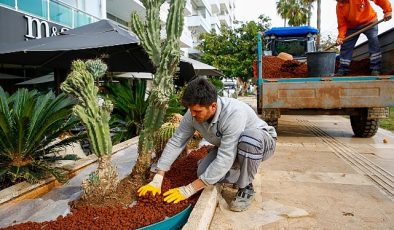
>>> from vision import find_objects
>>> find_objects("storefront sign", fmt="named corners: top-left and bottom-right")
top-left (0, 6), bottom-right (69, 44)
top-left (25, 15), bottom-right (69, 39)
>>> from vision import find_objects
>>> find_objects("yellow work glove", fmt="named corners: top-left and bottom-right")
top-left (137, 174), bottom-right (163, 197)
top-left (163, 183), bottom-right (197, 204)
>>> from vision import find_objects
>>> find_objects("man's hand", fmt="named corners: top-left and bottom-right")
top-left (384, 12), bottom-right (392, 21)
top-left (336, 37), bottom-right (344, 45)
top-left (137, 174), bottom-right (163, 197)
top-left (163, 183), bottom-right (198, 204)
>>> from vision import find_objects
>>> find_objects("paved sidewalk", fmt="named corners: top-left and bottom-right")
top-left (209, 96), bottom-right (394, 229)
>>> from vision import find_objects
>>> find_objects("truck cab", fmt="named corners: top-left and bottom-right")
top-left (263, 26), bottom-right (318, 59)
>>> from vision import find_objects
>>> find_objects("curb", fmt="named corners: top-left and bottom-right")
top-left (183, 185), bottom-right (219, 230)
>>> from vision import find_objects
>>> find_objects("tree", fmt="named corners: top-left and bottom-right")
top-left (276, 0), bottom-right (309, 26)
top-left (303, 0), bottom-right (314, 25)
top-left (198, 15), bottom-right (271, 84)
top-left (130, 0), bottom-right (185, 177)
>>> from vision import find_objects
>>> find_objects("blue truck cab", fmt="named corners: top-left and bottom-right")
top-left (263, 26), bottom-right (318, 58)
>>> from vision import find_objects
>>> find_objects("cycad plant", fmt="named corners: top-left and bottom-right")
top-left (0, 87), bottom-right (81, 184)
top-left (104, 80), bottom-right (148, 144)
top-left (61, 59), bottom-right (118, 200)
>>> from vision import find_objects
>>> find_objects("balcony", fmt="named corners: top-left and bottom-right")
top-left (218, 0), bottom-right (229, 14)
top-left (187, 15), bottom-right (210, 34)
top-left (184, 0), bottom-right (192, 16)
top-left (180, 28), bottom-right (193, 48)
top-left (219, 14), bottom-right (230, 27)
top-left (192, 0), bottom-right (210, 10)
top-left (210, 0), bottom-right (220, 14)
top-left (107, 0), bottom-right (145, 23)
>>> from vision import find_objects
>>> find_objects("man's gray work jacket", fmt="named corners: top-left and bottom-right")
top-left (157, 97), bottom-right (277, 185)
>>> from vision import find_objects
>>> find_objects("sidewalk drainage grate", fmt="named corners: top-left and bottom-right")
top-left (298, 119), bottom-right (394, 201)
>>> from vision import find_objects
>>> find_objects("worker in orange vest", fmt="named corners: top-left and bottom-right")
top-left (336, 0), bottom-right (392, 76)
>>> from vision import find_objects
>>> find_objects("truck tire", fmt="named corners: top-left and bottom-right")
top-left (350, 115), bottom-right (379, 138)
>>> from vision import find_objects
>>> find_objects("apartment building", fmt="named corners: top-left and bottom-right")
top-left (106, 0), bottom-right (236, 58)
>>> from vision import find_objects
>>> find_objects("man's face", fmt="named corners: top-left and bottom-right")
top-left (189, 102), bottom-right (217, 123)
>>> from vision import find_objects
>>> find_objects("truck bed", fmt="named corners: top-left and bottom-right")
top-left (261, 76), bottom-right (394, 109)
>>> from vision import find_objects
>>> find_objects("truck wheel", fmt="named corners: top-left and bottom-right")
top-left (267, 119), bottom-right (278, 129)
top-left (350, 115), bottom-right (379, 138)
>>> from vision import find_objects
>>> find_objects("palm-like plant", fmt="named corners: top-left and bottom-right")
top-left (0, 87), bottom-right (81, 183)
top-left (104, 80), bottom-right (148, 144)
top-left (276, 0), bottom-right (309, 26)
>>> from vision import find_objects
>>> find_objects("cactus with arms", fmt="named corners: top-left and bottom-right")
top-left (61, 59), bottom-right (118, 200)
top-left (131, 0), bottom-right (185, 176)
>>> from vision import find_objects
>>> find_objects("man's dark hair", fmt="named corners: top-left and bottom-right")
top-left (182, 77), bottom-right (218, 107)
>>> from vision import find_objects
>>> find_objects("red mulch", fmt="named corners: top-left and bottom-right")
top-left (263, 56), bottom-right (308, 78)
top-left (263, 56), bottom-right (380, 78)
top-left (3, 146), bottom-right (211, 230)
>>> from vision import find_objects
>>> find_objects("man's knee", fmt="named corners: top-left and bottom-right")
top-left (237, 129), bottom-right (275, 160)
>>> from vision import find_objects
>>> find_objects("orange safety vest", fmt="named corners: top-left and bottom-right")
top-left (336, 0), bottom-right (392, 39)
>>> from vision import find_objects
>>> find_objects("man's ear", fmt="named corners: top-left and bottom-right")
top-left (211, 102), bottom-right (217, 110)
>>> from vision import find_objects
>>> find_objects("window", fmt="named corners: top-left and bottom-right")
top-left (61, 0), bottom-right (76, 7)
top-left (75, 10), bottom-right (92, 27)
top-left (0, 0), bottom-right (15, 8)
top-left (273, 39), bottom-right (307, 57)
top-left (49, 0), bottom-right (72, 27)
top-left (18, 0), bottom-right (48, 18)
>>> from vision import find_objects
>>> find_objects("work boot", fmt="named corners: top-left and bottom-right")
top-left (371, 70), bottom-right (380, 76)
top-left (335, 69), bottom-right (348, 76)
top-left (229, 184), bottom-right (255, 212)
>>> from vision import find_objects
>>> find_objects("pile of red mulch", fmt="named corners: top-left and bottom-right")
top-left (3, 146), bottom-right (212, 230)
top-left (263, 56), bottom-right (378, 79)
top-left (263, 56), bottom-right (308, 78)
top-left (335, 58), bottom-right (371, 76)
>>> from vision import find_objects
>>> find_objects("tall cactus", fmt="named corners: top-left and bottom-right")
top-left (131, 0), bottom-right (185, 176)
top-left (61, 59), bottom-right (118, 200)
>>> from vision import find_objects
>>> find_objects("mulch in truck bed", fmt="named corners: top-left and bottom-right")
top-left (263, 56), bottom-right (375, 78)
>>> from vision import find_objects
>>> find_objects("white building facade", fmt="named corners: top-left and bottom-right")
top-left (0, 0), bottom-right (235, 55)
top-left (106, 0), bottom-right (236, 58)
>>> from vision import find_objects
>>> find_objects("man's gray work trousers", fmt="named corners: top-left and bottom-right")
top-left (197, 128), bottom-right (276, 188)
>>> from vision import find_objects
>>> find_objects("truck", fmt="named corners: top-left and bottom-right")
top-left (257, 26), bottom-right (394, 137)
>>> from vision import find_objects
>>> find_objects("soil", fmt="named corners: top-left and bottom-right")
top-left (263, 56), bottom-right (379, 79)
top-left (263, 56), bottom-right (308, 78)
top-left (3, 146), bottom-right (212, 230)
top-left (0, 178), bottom-right (24, 191)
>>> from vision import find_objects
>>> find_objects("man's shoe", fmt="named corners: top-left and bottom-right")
top-left (229, 184), bottom-right (255, 212)
top-left (335, 70), bottom-right (348, 76)
top-left (371, 70), bottom-right (380, 76)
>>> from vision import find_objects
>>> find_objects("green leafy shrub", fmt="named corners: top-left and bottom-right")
top-left (0, 87), bottom-right (82, 184)
top-left (104, 80), bottom-right (148, 144)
